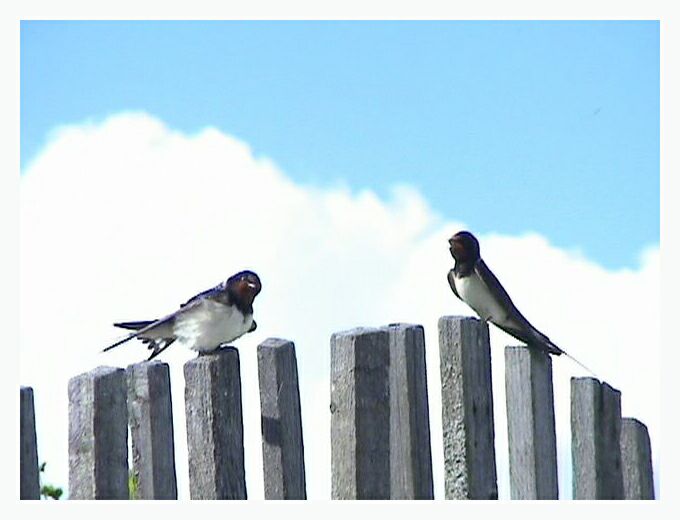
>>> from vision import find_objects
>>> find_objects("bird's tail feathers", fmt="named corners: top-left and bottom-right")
top-left (532, 332), bottom-right (601, 379)
top-left (113, 320), bottom-right (155, 331)
top-left (103, 317), bottom-right (166, 353)
top-left (102, 331), bottom-right (141, 352)
top-left (528, 328), bottom-right (563, 356)
top-left (541, 339), bottom-right (564, 356)
top-left (562, 350), bottom-right (600, 379)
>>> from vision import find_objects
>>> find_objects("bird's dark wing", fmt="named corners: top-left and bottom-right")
top-left (474, 259), bottom-right (562, 355)
top-left (180, 282), bottom-right (228, 307)
top-left (491, 315), bottom-right (536, 347)
top-left (494, 318), bottom-right (562, 355)
top-left (104, 282), bottom-right (228, 354)
top-left (474, 259), bottom-right (533, 337)
top-left (447, 269), bottom-right (461, 300)
top-left (103, 298), bottom-right (202, 353)
top-left (474, 259), bottom-right (517, 313)
top-left (494, 315), bottom-right (563, 356)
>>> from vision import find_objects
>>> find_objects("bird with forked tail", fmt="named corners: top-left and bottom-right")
top-left (447, 230), bottom-right (597, 376)
top-left (103, 270), bottom-right (261, 360)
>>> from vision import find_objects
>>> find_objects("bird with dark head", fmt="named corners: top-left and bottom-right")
top-left (103, 269), bottom-right (262, 360)
top-left (446, 230), bottom-right (597, 375)
top-left (224, 270), bottom-right (262, 315)
top-left (449, 231), bottom-right (481, 275)
top-left (448, 230), bottom-right (565, 355)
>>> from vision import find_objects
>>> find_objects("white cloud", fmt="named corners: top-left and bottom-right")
top-left (20, 112), bottom-right (659, 499)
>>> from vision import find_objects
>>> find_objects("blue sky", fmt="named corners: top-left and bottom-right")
top-left (21, 20), bottom-right (659, 269)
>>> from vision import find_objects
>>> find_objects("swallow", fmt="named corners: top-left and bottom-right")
top-left (447, 231), bottom-right (596, 374)
top-left (103, 270), bottom-right (261, 360)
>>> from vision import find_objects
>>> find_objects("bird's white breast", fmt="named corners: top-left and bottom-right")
top-left (455, 272), bottom-right (508, 324)
top-left (174, 299), bottom-right (252, 352)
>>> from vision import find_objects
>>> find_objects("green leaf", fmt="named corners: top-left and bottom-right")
top-left (38, 461), bottom-right (63, 500)
top-left (128, 471), bottom-right (140, 500)
top-left (41, 484), bottom-right (63, 500)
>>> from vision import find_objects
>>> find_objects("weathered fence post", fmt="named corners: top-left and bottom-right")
top-left (331, 327), bottom-right (390, 499)
top-left (384, 323), bottom-right (434, 499)
top-left (20, 386), bottom-right (40, 500)
top-left (184, 347), bottom-right (247, 499)
top-left (68, 366), bottom-right (129, 499)
top-left (438, 316), bottom-right (497, 499)
top-left (571, 377), bottom-right (624, 499)
top-left (504, 346), bottom-right (558, 499)
top-left (126, 361), bottom-right (178, 499)
top-left (257, 338), bottom-right (307, 499)
top-left (620, 418), bottom-right (655, 499)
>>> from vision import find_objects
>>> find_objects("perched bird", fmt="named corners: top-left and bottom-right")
top-left (103, 270), bottom-right (261, 360)
top-left (447, 231), bottom-right (596, 374)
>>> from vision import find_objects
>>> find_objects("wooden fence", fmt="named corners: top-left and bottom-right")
top-left (19, 316), bottom-right (655, 500)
